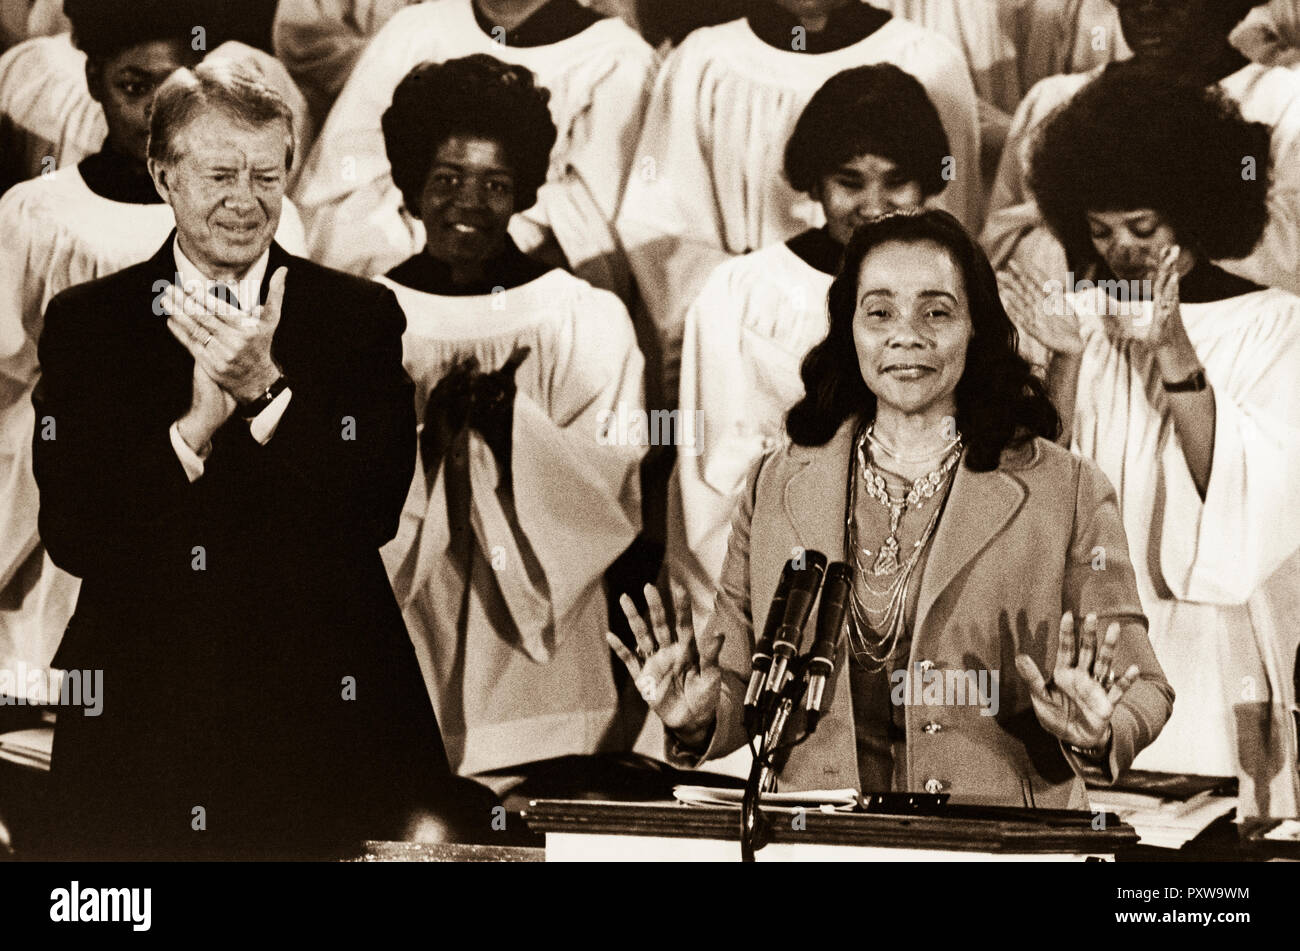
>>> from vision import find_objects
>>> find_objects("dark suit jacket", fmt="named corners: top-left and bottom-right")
top-left (32, 235), bottom-right (476, 859)
top-left (681, 419), bottom-right (1174, 810)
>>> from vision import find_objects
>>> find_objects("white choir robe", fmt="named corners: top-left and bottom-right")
top-left (1232, 1), bottom-right (1300, 70)
top-left (0, 33), bottom-right (315, 189)
top-left (0, 166), bottom-right (305, 697)
top-left (291, 0), bottom-right (656, 298)
top-left (1010, 0), bottom-right (1127, 94)
top-left (271, 0), bottom-right (416, 130)
top-left (1071, 288), bottom-right (1300, 812)
top-left (614, 16), bottom-right (980, 393)
top-left (874, 0), bottom-right (1019, 113)
top-left (666, 242), bottom-right (832, 632)
top-left (377, 270), bottom-right (657, 791)
top-left (271, 0), bottom-right (633, 129)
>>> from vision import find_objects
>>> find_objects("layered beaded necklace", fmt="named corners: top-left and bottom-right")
top-left (846, 424), bottom-right (962, 670)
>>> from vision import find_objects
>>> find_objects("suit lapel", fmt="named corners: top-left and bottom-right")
top-left (914, 449), bottom-right (1027, 634)
top-left (781, 417), bottom-right (857, 562)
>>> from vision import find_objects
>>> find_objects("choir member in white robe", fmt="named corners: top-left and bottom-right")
top-left (1005, 65), bottom-right (1300, 811)
top-left (1232, 0), bottom-right (1300, 69)
top-left (1011, 0), bottom-right (1127, 93)
top-left (871, 0), bottom-right (1019, 179)
top-left (0, 7), bottom-right (312, 194)
top-left (272, 0), bottom-right (635, 133)
top-left (667, 63), bottom-right (952, 631)
top-left (614, 0), bottom-right (980, 402)
top-left (0, 19), bottom-right (306, 699)
top-left (271, 0), bottom-right (416, 132)
top-left (374, 56), bottom-right (650, 794)
top-left (982, 0), bottom-right (1300, 368)
top-left (291, 0), bottom-right (655, 300)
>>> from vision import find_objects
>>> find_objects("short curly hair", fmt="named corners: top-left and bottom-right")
top-left (64, 0), bottom-right (202, 60)
top-left (382, 54), bottom-right (557, 216)
top-left (1028, 59), bottom-right (1272, 269)
top-left (784, 63), bottom-right (951, 199)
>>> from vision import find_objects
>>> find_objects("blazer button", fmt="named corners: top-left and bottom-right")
top-left (922, 721), bottom-right (943, 735)
top-left (924, 779), bottom-right (946, 795)
top-left (918, 659), bottom-right (935, 673)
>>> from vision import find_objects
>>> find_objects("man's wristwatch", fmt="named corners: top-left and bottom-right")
top-left (239, 372), bottom-right (289, 420)
top-left (1161, 368), bottom-right (1207, 393)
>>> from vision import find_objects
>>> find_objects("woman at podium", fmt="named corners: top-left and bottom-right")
top-left (609, 208), bottom-right (1173, 810)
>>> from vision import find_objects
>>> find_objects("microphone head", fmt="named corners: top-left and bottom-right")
top-left (809, 562), bottom-right (852, 663)
top-left (771, 552), bottom-right (827, 654)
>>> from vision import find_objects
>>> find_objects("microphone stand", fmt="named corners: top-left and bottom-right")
top-left (740, 654), bottom-right (815, 861)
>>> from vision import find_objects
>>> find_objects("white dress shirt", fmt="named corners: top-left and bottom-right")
top-left (168, 238), bottom-right (294, 481)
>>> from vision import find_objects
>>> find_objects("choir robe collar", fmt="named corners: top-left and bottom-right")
top-left (1093, 260), bottom-right (1265, 304)
top-left (78, 148), bottom-right (164, 205)
top-left (747, 1), bottom-right (891, 54)
top-left (786, 227), bottom-right (844, 276)
top-left (472, 0), bottom-right (603, 47)
top-left (385, 237), bottom-right (552, 296)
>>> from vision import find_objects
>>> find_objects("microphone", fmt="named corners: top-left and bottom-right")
top-left (743, 559), bottom-right (798, 732)
top-left (760, 551), bottom-right (827, 705)
top-left (803, 562), bottom-right (851, 733)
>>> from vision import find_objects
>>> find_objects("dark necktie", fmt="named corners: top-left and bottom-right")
top-left (209, 283), bottom-right (241, 311)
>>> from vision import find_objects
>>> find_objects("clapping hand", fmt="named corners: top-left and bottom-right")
top-left (420, 355), bottom-right (480, 480)
top-left (605, 583), bottom-right (723, 748)
top-left (467, 345), bottom-right (530, 473)
top-left (997, 259), bottom-right (1084, 357)
top-left (162, 267), bottom-right (287, 402)
top-left (1015, 612), bottom-right (1141, 756)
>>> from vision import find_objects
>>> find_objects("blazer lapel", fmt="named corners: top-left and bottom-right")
top-left (781, 417), bottom-right (857, 562)
top-left (914, 449), bottom-right (1027, 633)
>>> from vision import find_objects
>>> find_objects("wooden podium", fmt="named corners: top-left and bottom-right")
top-left (522, 799), bottom-right (1139, 861)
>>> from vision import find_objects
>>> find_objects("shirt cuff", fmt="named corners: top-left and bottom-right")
top-left (170, 421), bottom-right (209, 482)
top-left (249, 387), bottom-right (293, 445)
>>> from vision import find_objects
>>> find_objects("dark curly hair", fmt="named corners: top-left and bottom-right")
top-left (785, 209), bottom-right (1060, 471)
top-left (1028, 59), bottom-right (1272, 271)
top-left (381, 54), bottom-right (557, 215)
top-left (65, 0), bottom-right (204, 60)
top-left (785, 63), bottom-right (951, 199)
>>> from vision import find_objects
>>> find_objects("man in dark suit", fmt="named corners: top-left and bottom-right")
top-left (32, 58), bottom-right (489, 859)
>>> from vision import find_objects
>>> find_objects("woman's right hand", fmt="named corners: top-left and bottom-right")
top-left (997, 260), bottom-right (1085, 357)
top-left (606, 583), bottom-right (722, 748)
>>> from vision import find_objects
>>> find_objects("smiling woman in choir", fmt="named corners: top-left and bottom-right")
top-left (613, 209), bottom-right (1172, 808)
top-left (667, 63), bottom-right (951, 632)
top-left (615, 0), bottom-right (981, 402)
top-left (293, 0), bottom-right (656, 297)
top-left (1010, 62), bottom-right (1300, 812)
top-left (377, 55), bottom-right (651, 797)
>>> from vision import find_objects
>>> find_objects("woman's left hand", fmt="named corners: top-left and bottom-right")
top-left (1015, 611), bottom-right (1141, 756)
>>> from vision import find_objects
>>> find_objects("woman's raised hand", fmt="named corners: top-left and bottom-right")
top-left (997, 259), bottom-right (1085, 356)
top-left (605, 583), bottom-right (722, 747)
top-left (1014, 611), bottom-right (1141, 757)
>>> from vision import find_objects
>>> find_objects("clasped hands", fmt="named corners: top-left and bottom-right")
top-left (161, 267), bottom-right (289, 453)
top-left (422, 346), bottom-right (530, 476)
